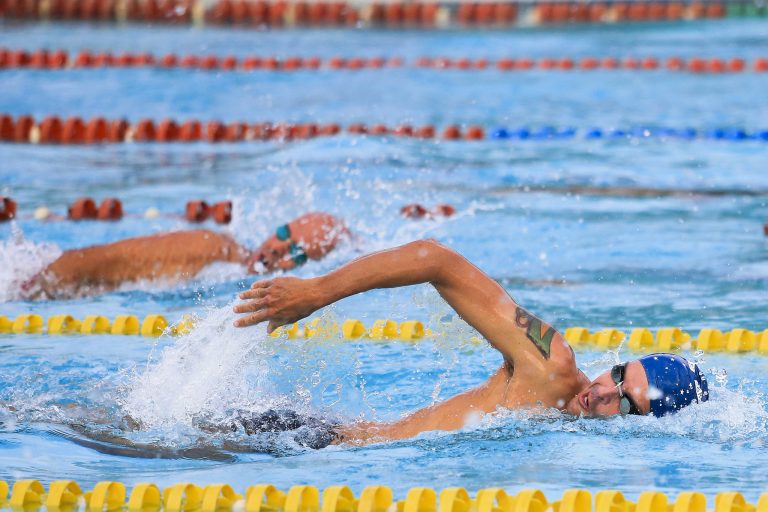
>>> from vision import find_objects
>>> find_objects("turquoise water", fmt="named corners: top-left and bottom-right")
top-left (1, 18), bottom-right (768, 500)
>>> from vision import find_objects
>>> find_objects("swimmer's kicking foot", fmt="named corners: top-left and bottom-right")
top-left (22, 212), bottom-right (348, 300)
top-left (234, 240), bottom-right (710, 445)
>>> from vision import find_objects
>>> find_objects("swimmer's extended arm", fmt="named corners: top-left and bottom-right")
top-left (235, 240), bottom-right (570, 378)
top-left (39, 230), bottom-right (247, 297)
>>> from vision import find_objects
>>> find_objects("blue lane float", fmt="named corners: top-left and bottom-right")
top-left (489, 126), bottom-right (768, 141)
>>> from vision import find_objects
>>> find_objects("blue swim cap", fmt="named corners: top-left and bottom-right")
top-left (638, 354), bottom-right (709, 417)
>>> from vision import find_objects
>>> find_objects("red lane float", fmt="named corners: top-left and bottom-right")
top-left (433, 203), bottom-right (456, 217)
top-left (442, 125), bottom-right (461, 140)
top-left (318, 123), bottom-right (340, 136)
top-left (0, 115), bottom-right (14, 140)
top-left (206, 121), bottom-right (226, 142)
top-left (400, 203), bottom-right (456, 220)
top-left (133, 119), bottom-right (156, 142)
top-left (185, 200), bottom-right (210, 222)
top-left (3, 49), bottom-right (766, 74)
top-left (414, 125), bottom-right (435, 138)
top-left (62, 117), bottom-right (86, 143)
top-left (465, 126), bottom-right (484, 140)
top-left (68, 197), bottom-right (98, 220)
top-left (0, 197), bottom-right (17, 221)
top-left (212, 200), bottom-right (233, 224)
top-left (1, 114), bottom-right (493, 144)
top-left (185, 200), bottom-right (232, 224)
top-left (39, 116), bottom-right (63, 143)
top-left (85, 117), bottom-right (109, 144)
top-left (19, 0), bottom-right (733, 27)
top-left (97, 198), bottom-right (124, 220)
top-left (400, 203), bottom-right (429, 219)
top-left (14, 116), bottom-right (34, 142)
top-left (1, 198), bottom-right (234, 223)
top-left (179, 120), bottom-right (201, 141)
top-left (109, 119), bottom-right (129, 142)
top-left (156, 119), bottom-right (179, 142)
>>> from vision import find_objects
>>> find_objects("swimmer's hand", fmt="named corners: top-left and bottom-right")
top-left (233, 277), bottom-right (323, 331)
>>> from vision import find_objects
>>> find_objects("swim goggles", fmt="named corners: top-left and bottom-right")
top-left (611, 363), bottom-right (643, 416)
top-left (275, 224), bottom-right (308, 267)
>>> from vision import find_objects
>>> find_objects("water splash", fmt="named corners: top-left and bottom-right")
top-left (228, 165), bottom-right (317, 249)
top-left (119, 305), bottom-right (281, 429)
top-left (0, 223), bottom-right (61, 302)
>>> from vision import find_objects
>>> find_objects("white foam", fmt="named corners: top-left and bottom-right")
top-left (119, 304), bottom-right (281, 429)
top-left (0, 224), bottom-right (61, 302)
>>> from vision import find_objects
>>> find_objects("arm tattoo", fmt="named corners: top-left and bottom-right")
top-left (514, 307), bottom-right (556, 359)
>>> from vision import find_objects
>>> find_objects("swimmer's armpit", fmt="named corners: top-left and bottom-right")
top-left (514, 307), bottom-right (556, 359)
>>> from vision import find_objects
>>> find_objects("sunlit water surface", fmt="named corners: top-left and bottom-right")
top-left (0, 19), bottom-right (767, 500)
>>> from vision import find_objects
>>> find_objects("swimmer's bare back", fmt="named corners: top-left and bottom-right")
top-left (27, 230), bottom-right (248, 299)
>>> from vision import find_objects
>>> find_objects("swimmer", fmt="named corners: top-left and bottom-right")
top-left (233, 239), bottom-right (709, 446)
top-left (21, 212), bottom-right (347, 300)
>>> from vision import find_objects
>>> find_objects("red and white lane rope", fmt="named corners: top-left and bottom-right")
top-left (0, 0), bottom-right (730, 27)
top-left (3, 49), bottom-right (767, 74)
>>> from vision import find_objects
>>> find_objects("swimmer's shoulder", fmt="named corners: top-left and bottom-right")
top-left (546, 331), bottom-right (581, 380)
top-left (138, 229), bottom-right (238, 246)
top-left (173, 230), bottom-right (246, 260)
top-left (157, 229), bottom-right (222, 240)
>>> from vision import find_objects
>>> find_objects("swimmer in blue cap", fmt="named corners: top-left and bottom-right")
top-left (234, 240), bottom-right (710, 444)
top-left (576, 352), bottom-right (708, 418)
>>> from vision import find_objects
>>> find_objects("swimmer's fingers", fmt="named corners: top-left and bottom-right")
top-left (238, 287), bottom-right (268, 300)
top-left (233, 297), bottom-right (269, 314)
top-left (251, 279), bottom-right (272, 290)
top-left (234, 309), bottom-right (271, 328)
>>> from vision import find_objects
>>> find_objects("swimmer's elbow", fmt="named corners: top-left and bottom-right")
top-left (410, 239), bottom-right (448, 261)
top-left (408, 239), bottom-right (462, 283)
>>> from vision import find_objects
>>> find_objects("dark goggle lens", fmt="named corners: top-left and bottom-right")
top-left (613, 364), bottom-right (641, 416)
top-left (619, 397), bottom-right (632, 416)
top-left (276, 224), bottom-right (291, 241)
top-left (611, 364), bottom-right (624, 384)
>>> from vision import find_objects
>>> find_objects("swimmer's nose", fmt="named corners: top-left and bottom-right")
top-left (591, 385), bottom-right (618, 406)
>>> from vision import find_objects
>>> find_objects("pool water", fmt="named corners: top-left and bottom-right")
top-left (1, 18), bottom-right (768, 500)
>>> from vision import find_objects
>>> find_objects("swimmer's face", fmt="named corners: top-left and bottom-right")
top-left (575, 361), bottom-right (651, 417)
top-left (247, 236), bottom-right (293, 274)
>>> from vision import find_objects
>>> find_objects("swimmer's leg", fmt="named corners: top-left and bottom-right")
top-left (58, 423), bottom-right (235, 461)
top-left (237, 409), bottom-right (340, 449)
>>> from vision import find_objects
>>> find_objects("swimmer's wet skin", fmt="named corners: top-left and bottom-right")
top-left (233, 240), bottom-right (710, 445)
top-left (21, 212), bottom-right (346, 300)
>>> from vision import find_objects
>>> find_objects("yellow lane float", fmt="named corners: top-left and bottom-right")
top-left (0, 480), bottom-right (765, 512)
top-left (0, 312), bottom-right (765, 357)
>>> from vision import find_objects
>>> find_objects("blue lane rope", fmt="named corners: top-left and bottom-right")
top-left (489, 126), bottom-right (768, 141)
